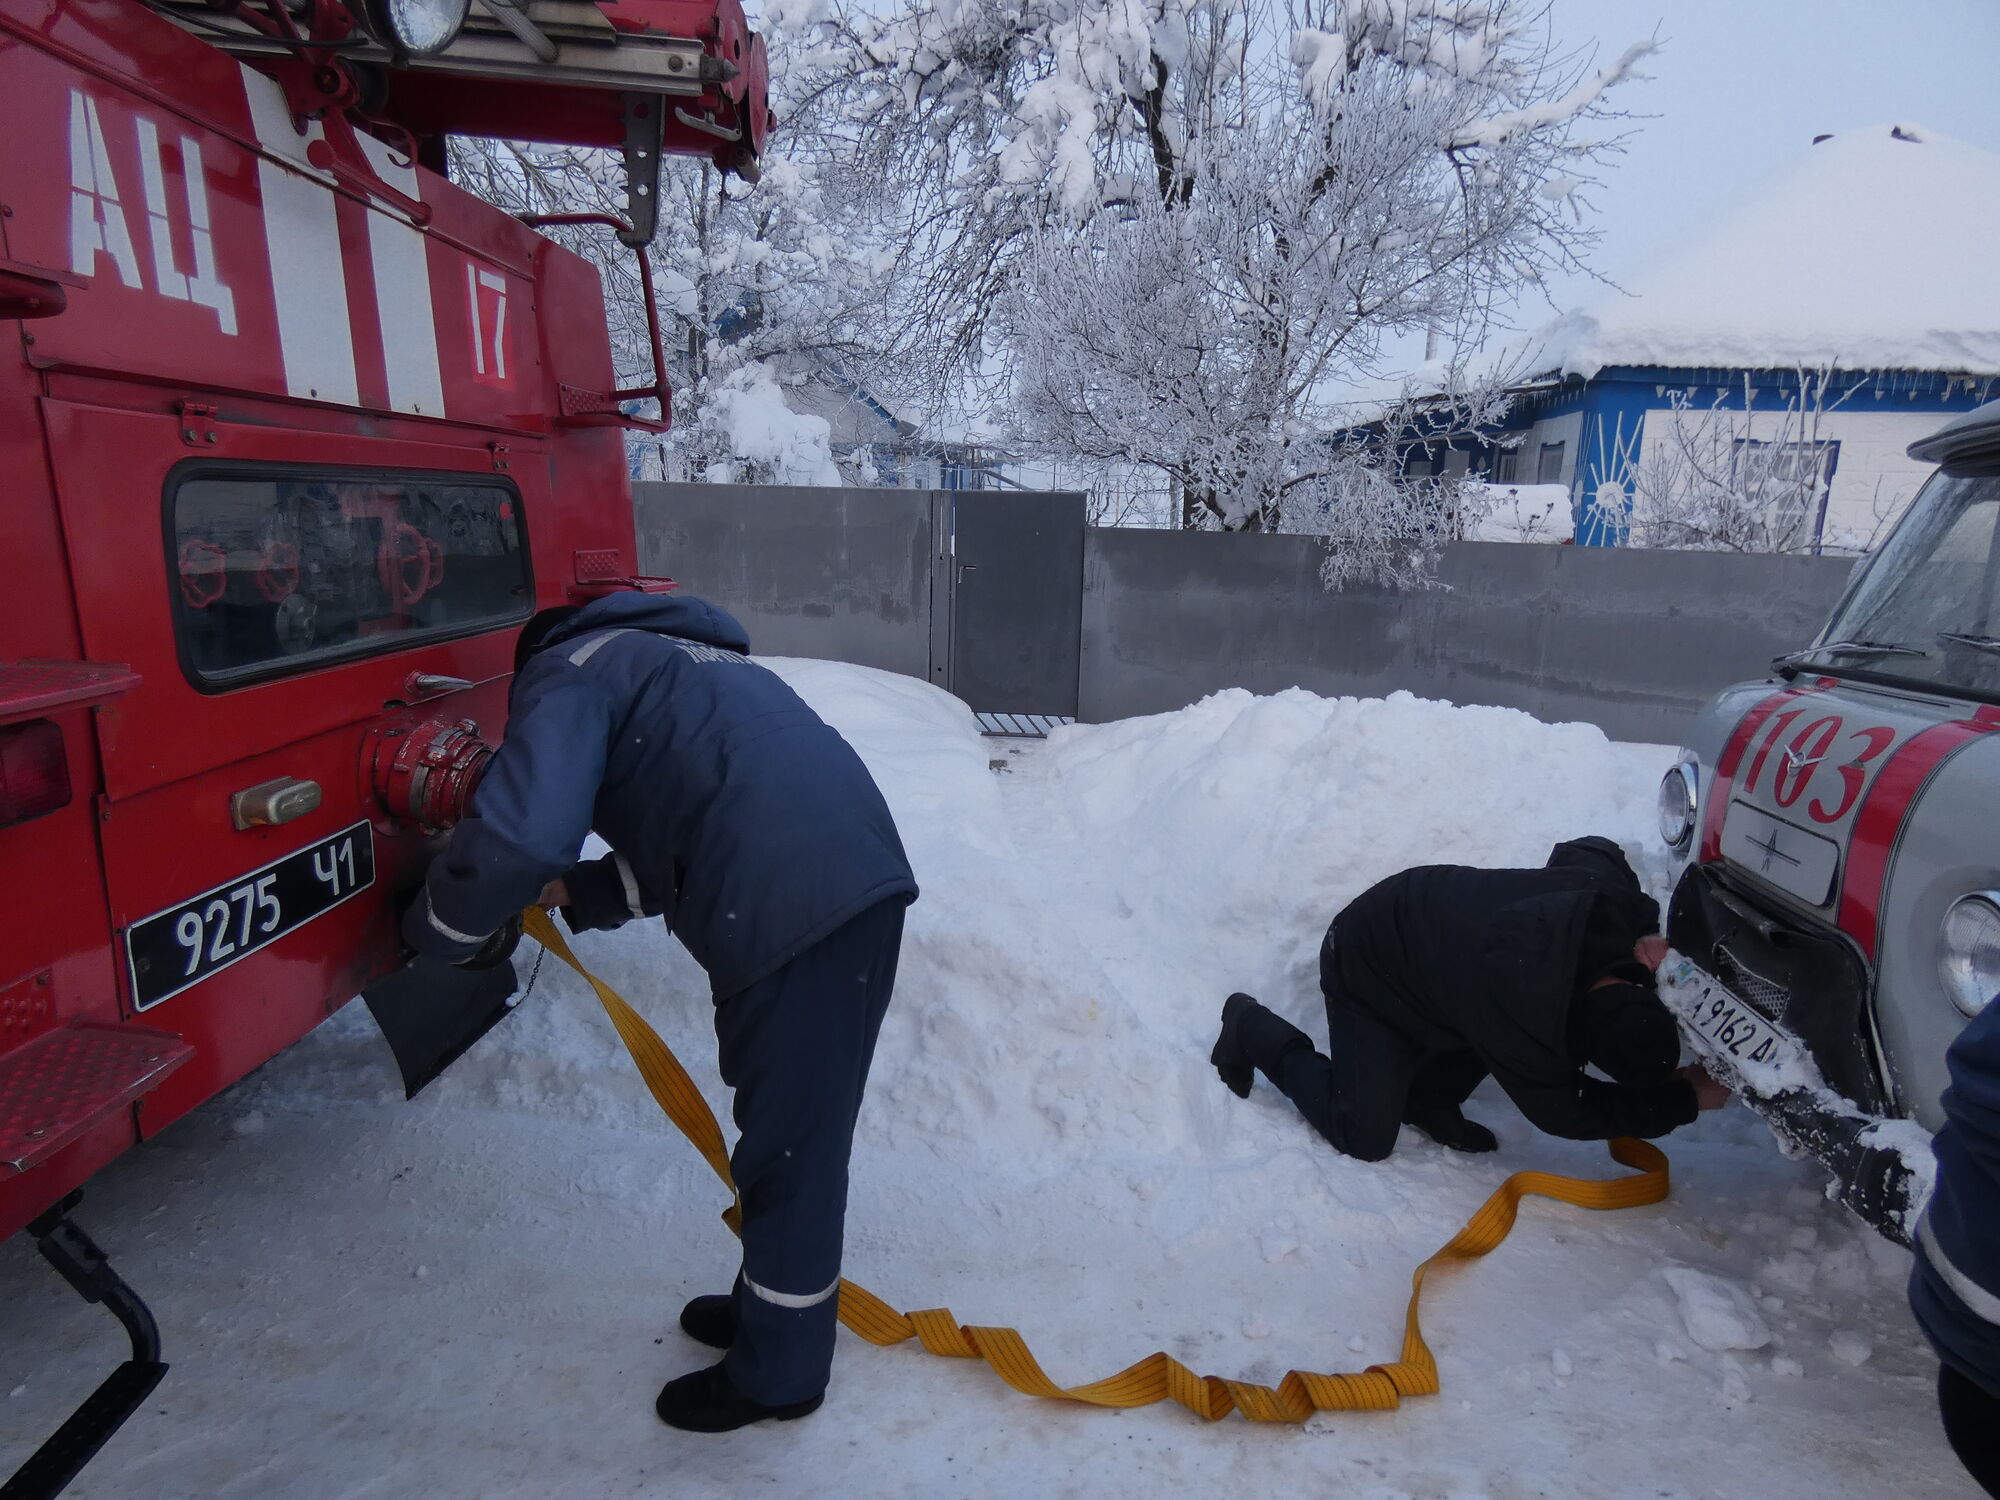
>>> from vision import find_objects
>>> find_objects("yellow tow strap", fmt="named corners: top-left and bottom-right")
top-left (520, 908), bottom-right (1671, 1423)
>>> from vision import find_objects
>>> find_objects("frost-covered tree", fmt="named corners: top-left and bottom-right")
top-left (793, 0), bottom-right (1649, 556)
top-left (448, 49), bottom-right (902, 485)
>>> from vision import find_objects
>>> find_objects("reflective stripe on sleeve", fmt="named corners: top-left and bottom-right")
top-left (1919, 1211), bottom-right (2000, 1327)
top-left (425, 902), bottom-right (489, 947)
top-left (567, 629), bottom-right (636, 666)
top-left (742, 1272), bottom-right (840, 1310)
top-left (614, 852), bottom-right (645, 920)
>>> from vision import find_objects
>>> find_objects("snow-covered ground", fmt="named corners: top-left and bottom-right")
top-left (2, 666), bottom-right (1975, 1499)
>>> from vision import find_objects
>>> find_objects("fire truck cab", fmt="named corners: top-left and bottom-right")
top-left (1662, 397), bottom-right (2000, 1242)
top-left (1, 0), bottom-right (766, 1487)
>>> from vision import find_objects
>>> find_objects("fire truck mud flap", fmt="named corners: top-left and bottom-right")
top-left (362, 956), bottom-right (521, 1100)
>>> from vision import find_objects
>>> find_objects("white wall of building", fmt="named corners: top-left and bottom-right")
top-left (1632, 404), bottom-right (1943, 550)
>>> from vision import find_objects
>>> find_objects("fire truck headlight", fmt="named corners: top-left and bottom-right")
top-left (364, 0), bottom-right (469, 55)
top-left (1657, 759), bottom-right (1698, 852)
top-left (1940, 893), bottom-right (2000, 1018)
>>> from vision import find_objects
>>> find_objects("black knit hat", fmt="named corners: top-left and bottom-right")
top-left (514, 606), bottom-right (581, 673)
top-left (1576, 981), bottom-right (1681, 1085)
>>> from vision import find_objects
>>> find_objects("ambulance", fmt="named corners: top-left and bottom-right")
top-left (1663, 398), bottom-right (2000, 1242)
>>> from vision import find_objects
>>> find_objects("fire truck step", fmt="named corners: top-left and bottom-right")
top-left (1, 1196), bottom-right (168, 1500)
top-left (0, 1023), bottom-right (193, 1174)
top-left (0, 1359), bottom-right (167, 1500)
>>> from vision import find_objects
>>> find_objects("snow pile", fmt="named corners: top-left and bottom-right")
top-left (1463, 482), bottom-right (1574, 543)
top-left (1662, 1266), bottom-right (1772, 1353)
top-left (1, 667), bottom-right (1972, 1498)
top-left (699, 360), bottom-right (842, 486)
top-left (1541, 125), bottom-right (2000, 378)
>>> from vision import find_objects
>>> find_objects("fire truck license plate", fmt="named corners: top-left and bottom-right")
top-left (126, 823), bottom-right (376, 1010)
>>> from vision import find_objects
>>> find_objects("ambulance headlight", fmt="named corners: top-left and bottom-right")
top-left (1940, 893), bottom-right (2000, 1018)
top-left (1657, 760), bottom-right (1698, 852)
top-left (365, 0), bottom-right (469, 56)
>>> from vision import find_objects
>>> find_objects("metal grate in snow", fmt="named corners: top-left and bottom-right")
top-left (976, 712), bottom-right (1075, 739)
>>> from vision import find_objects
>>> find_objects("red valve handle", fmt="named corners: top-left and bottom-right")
top-left (377, 522), bottom-right (438, 610)
top-left (178, 539), bottom-right (227, 609)
top-left (256, 540), bottom-right (301, 602)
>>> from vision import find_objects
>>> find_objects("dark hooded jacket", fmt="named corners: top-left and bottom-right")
top-left (1327, 836), bottom-right (1697, 1141)
top-left (404, 593), bottom-right (917, 997)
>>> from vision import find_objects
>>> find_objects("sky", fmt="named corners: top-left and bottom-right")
top-left (1535, 0), bottom-right (2000, 318)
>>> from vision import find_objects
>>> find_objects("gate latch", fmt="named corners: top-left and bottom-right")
top-left (177, 401), bottom-right (219, 447)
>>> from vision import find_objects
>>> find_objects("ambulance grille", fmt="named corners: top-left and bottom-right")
top-left (1715, 942), bottom-right (1792, 1023)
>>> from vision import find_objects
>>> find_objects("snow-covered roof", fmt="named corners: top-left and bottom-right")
top-left (1540, 124), bottom-right (2000, 380)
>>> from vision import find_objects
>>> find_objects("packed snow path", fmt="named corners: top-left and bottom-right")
top-left (2, 665), bottom-right (1976, 1498)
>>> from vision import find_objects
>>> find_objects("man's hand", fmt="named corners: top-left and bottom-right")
top-left (1634, 934), bottom-right (1670, 972)
top-left (536, 878), bottom-right (569, 909)
top-left (1677, 1063), bottom-right (1731, 1112)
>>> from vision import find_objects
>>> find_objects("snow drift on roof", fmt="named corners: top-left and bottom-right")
top-left (1543, 124), bottom-right (2000, 380)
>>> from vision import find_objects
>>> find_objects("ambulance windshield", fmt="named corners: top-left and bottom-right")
top-left (169, 468), bottom-right (531, 685)
top-left (1816, 472), bottom-right (2000, 699)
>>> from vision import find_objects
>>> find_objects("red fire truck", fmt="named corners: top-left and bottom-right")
top-left (0, 0), bottom-right (767, 1488)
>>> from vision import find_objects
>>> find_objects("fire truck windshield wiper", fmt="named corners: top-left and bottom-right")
top-left (1774, 640), bottom-right (1930, 671)
top-left (1939, 632), bottom-right (2000, 657)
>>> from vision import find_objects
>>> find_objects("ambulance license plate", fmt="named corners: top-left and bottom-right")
top-left (126, 822), bottom-right (376, 1010)
top-left (1689, 988), bottom-right (1787, 1067)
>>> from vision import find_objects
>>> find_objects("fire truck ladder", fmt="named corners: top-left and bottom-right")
top-left (0, 1195), bottom-right (168, 1500)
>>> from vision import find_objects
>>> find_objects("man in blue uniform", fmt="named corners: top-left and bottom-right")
top-left (403, 589), bottom-right (917, 1433)
top-left (1910, 999), bottom-right (2000, 1498)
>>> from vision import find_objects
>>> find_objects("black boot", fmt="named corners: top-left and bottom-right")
top-left (680, 1293), bottom-right (736, 1350)
top-left (1211, 993), bottom-right (1259, 1098)
top-left (655, 1361), bottom-right (824, 1432)
top-left (1404, 1103), bottom-right (1498, 1153)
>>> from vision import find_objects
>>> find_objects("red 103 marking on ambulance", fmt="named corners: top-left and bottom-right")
top-left (1808, 725), bottom-right (1899, 824)
top-left (1736, 710), bottom-right (1904, 825)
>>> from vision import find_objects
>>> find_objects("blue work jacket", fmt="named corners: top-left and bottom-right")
top-left (404, 593), bottom-right (916, 997)
top-left (1912, 998), bottom-right (2000, 1399)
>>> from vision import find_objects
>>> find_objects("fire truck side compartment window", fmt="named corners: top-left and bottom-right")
top-left (169, 470), bottom-right (530, 685)
top-left (1823, 472), bottom-right (2000, 695)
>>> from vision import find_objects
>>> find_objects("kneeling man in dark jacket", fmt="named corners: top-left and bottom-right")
top-left (1210, 837), bottom-right (1726, 1159)
top-left (404, 590), bottom-right (917, 1433)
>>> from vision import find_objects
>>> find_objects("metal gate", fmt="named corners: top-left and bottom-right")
top-left (931, 491), bottom-right (1084, 726)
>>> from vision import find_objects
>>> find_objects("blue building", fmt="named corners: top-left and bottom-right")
top-left (1401, 125), bottom-right (2000, 548)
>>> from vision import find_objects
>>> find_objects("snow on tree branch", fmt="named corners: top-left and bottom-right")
top-left (447, 31), bottom-right (910, 486)
top-left (782, 0), bottom-right (1646, 580)
top-left (1447, 39), bottom-right (1656, 150)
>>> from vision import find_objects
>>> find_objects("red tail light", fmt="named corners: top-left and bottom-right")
top-left (0, 719), bottom-right (72, 827)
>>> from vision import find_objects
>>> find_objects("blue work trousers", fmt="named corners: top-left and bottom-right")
top-left (713, 899), bottom-right (904, 1404)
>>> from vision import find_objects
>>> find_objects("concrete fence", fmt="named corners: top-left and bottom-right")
top-left (632, 483), bottom-right (1860, 746)
top-left (632, 483), bottom-right (939, 683)
top-left (1082, 531), bottom-right (1858, 744)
